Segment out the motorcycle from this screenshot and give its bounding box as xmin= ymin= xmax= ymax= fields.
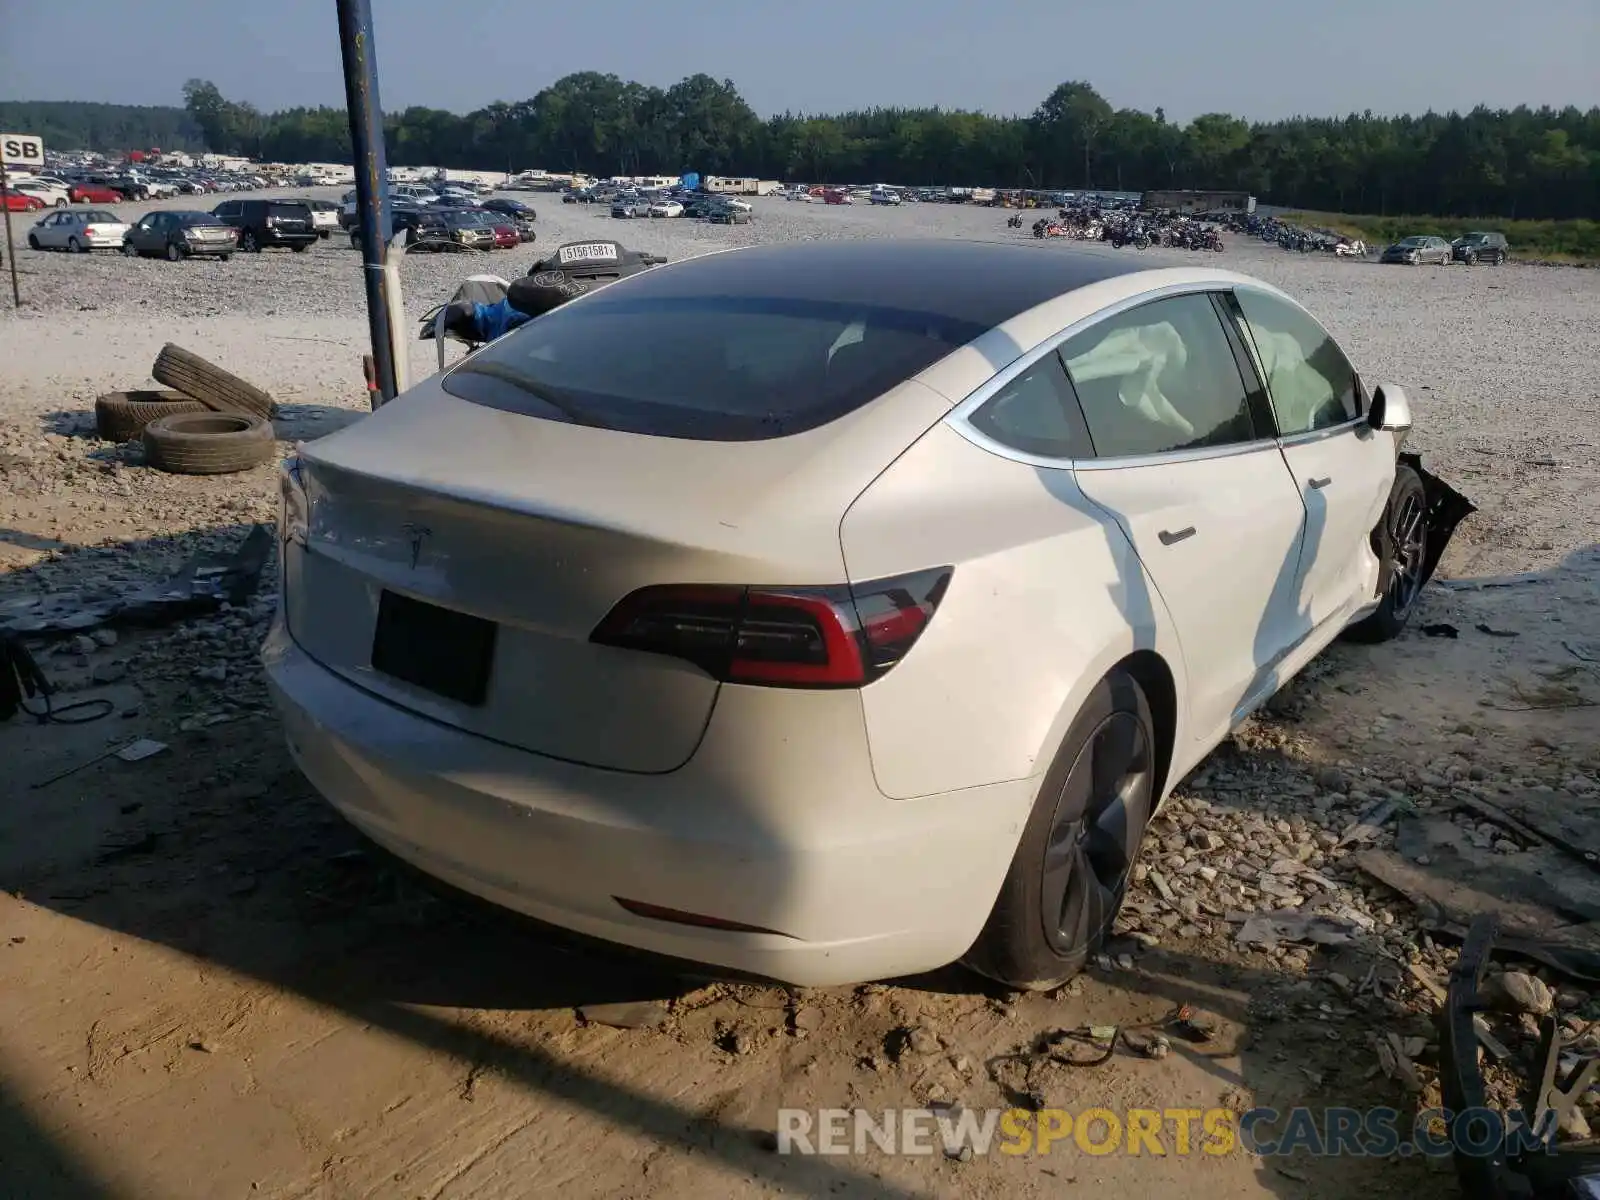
xmin=1006 ymin=214 xmax=1023 ymax=229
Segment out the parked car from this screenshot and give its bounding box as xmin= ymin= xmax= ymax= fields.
xmin=483 ymin=216 xmax=520 ymax=249
xmin=705 ymin=200 xmax=752 ymax=225
xmin=1451 ymin=231 xmax=1509 ymax=265
xmin=436 ymin=210 xmax=496 ymax=250
xmin=302 ymin=199 xmax=341 ymax=238
xmin=264 ymin=240 xmax=1467 ymax=990
xmin=211 ymin=198 xmax=317 ymax=252
xmin=611 ymin=193 xmax=648 ymax=219
xmin=480 ymin=198 xmax=538 ymax=240
xmin=68 ymin=182 xmax=124 ymax=204
xmin=349 ymin=204 xmax=447 ymax=250
xmin=0 ymin=188 xmax=47 ymax=213
xmin=1380 ymin=235 xmax=1452 ymax=265
xmin=13 ymin=180 xmax=70 ymax=207
xmin=648 ymin=199 xmax=684 ymax=218
xmin=122 ymin=210 xmax=237 ymax=260
xmin=27 ymin=208 xmax=128 ymax=252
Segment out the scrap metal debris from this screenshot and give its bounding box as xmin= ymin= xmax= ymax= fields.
xmin=1234 ymin=908 xmax=1363 ymax=950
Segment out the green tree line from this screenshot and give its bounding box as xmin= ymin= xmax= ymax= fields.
xmin=7 ymin=79 xmax=1598 ymax=220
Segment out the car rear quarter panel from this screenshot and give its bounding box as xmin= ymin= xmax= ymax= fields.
xmin=839 ymin=422 xmax=1190 ymax=801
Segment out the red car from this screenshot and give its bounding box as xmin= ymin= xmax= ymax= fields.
xmin=488 ymin=220 xmax=519 ymax=250
xmin=1 ymin=189 xmax=46 ymax=213
xmin=69 ymin=184 xmax=124 ymax=204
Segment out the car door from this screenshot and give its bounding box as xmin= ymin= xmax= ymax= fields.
xmin=35 ymin=212 xmax=63 ymax=248
xmin=1226 ymin=287 xmax=1394 ymax=634
xmin=135 ymin=213 xmax=163 ymax=251
xmin=1062 ymin=290 xmax=1312 ymax=750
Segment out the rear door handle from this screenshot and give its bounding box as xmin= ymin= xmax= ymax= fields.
xmin=1308 ymin=476 xmax=1333 ymax=490
xmin=1158 ymin=526 xmax=1196 ymax=546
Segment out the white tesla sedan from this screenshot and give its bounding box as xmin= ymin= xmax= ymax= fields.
xmin=265 ymin=240 xmax=1469 ymax=989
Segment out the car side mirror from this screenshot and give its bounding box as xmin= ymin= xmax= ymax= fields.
xmin=1368 ymin=383 xmax=1413 ymax=433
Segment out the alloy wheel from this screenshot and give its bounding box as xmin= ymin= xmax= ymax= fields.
xmin=1387 ymin=489 xmax=1428 ymax=618
xmin=1040 ymin=710 xmax=1153 ymax=956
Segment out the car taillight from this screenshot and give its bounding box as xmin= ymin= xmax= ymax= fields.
xmin=589 ymin=567 xmax=951 ymax=688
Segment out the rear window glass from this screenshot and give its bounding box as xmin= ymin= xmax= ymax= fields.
xmin=267 ymin=202 xmax=310 ymax=219
xmin=441 ymin=295 xmax=980 ymax=440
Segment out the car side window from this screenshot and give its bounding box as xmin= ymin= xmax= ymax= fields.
xmin=1233 ymin=289 xmax=1360 ymax=437
xmin=968 ymin=351 xmax=1091 ymax=458
xmin=1059 ymin=293 xmax=1256 ymax=458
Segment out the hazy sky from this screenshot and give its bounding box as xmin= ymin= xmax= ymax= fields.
xmin=2 ymin=0 xmax=1595 ymax=122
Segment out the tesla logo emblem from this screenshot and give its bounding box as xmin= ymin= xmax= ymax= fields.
xmin=402 ymin=523 xmax=430 ymax=569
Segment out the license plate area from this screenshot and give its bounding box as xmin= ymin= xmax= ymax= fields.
xmin=371 ymin=590 xmax=496 ymax=706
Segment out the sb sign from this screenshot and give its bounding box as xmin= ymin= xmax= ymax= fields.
xmin=1 ymin=134 xmax=46 ymax=169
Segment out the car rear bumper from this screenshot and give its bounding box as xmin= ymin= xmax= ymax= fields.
xmin=262 ymin=617 xmax=1034 ymax=987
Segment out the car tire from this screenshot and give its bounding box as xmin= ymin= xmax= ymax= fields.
xmin=1462 ymin=252 xmax=1476 ymax=266
xmin=68 ymin=237 xmax=83 ymax=254
xmin=1343 ymin=464 xmax=1429 ymax=644
xmin=963 ymin=668 xmax=1157 ymax=990
xmin=291 ymin=242 xmax=309 ymax=253
xmin=142 ymin=412 xmax=275 ymax=476
xmin=166 ymin=241 xmax=184 ymax=262
xmin=151 ymin=343 xmax=277 ymax=420
xmin=219 ymin=253 xmax=231 ymax=262
xmin=94 ymin=390 xmax=209 ymax=442
xmin=55 ymin=198 xmax=68 ymax=208
xmin=241 ymin=230 xmax=260 ymax=252
xmin=27 ymin=234 xmax=40 ymax=250
xmin=121 ymin=241 xmax=138 ymax=257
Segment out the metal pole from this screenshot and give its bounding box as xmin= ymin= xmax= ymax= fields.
xmin=1 ymin=159 xmax=20 ymax=309
xmin=335 ymin=0 xmax=398 ymax=402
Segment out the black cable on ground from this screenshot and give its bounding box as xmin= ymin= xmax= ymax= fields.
xmin=1 ymin=633 xmax=115 ymax=726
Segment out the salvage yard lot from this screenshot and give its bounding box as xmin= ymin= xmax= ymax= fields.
xmin=2 ymin=192 xmax=1598 ymax=1200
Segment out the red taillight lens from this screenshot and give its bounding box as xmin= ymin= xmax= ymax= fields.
xmin=589 ymin=568 xmax=952 ymax=689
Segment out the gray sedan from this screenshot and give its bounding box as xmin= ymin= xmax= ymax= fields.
xmin=1380 ymin=235 xmax=1452 ymax=265
xmin=27 ymin=209 xmax=129 ymax=252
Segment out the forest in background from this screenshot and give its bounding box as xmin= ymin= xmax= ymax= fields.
xmin=4 ymin=76 xmax=1597 ymax=226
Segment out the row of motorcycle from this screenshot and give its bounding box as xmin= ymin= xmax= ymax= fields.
xmin=1008 ymin=206 xmax=1224 ymax=251
xmin=1220 ymin=214 xmax=1367 ymax=257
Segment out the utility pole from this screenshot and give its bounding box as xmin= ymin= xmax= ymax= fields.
xmin=335 ymin=0 xmax=398 ymax=403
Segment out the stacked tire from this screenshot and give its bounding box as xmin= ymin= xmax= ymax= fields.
xmin=93 ymin=344 xmax=280 ymax=476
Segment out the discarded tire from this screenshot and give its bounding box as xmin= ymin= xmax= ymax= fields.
xmin=150 ymin=343 xmax=277 ymax=420
xmin=142 ymin=412 xmax=276 ymax=476
xmin=94 ymin=390 xmax=209 ymax=442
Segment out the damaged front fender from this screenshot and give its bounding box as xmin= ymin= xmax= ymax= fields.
xmin=1402 ymin=451 xmax=1477 ymax=589
xmin=1372 ymin=452 xmax=1477 ymax=601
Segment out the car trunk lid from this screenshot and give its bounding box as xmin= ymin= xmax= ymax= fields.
xmin=286 ymin=378 xmax=949 ymax=772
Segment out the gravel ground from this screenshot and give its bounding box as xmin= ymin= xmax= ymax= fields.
xmin=2 ymin=189 xmax=1598 ymax=1199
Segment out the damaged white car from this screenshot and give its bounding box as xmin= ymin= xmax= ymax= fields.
xmin=265 ymin=239 xmax=1471 ymax=990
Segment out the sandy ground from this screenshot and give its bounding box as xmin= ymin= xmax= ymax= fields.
xmin=1 ymin=193 xmax=1598 ymax=1200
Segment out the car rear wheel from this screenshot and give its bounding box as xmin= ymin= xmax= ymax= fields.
xmin=964 ymin=669 xmax=1156 ymax=990
xmin=1344 ymin=464 xmax=1428 ymax=644
xmin=121 ymin=241 xmax=138 ymax=257
xmin=241 ymin=230 xmax=260 ymax=252
xmin=166 ymin=241 xmax=184 ymax=262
